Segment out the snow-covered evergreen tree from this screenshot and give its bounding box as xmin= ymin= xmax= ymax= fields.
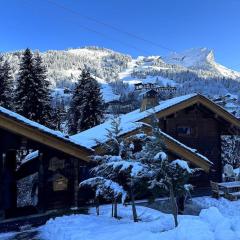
xmin=15 ymin=49 xmax=52 ymax=126
xmin=0 ymin=56 xmax=13 ymax=109
xmin=137 ymin=116 xmax=195 ymax=227
xmin=91 ymin=118 xmax=149 ymax=222
xmin=97 ymin=158 xmax=148 ymax=222
xmin=33 ymin=53 xmax=52 ymax=126
xmin=97 ymin=117 xmax=124 ymax=155
xmin=80 ymin=177 xmax=126 ymax=217
xmin=15 ymin=48 xmax=35 ymax=116
xmin=51 ymin=97 xmax=66 ymax=131
xmin=68 ymin=69 xmax=104 ymax=134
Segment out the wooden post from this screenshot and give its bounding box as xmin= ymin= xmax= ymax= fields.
xmin=3 ymin=150 xmax=17 ymax=219
xmin=169 ymin=183 xmax=178 ymax=227
xmin=130 ymin=180 xmax=138 ymax=222
xmin=73 ymin=159 xmax=79 ymax=209
xmin=113 ymin=199 xmax=118 ymax=218
xmin=0 ymin=153 xmax=5 ymax=220
xmin=37 ymin=152 xmax=45 ymax=213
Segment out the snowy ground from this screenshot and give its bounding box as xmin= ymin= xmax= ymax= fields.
xmin=41 ymin=197 xmax=240 ymax=240
xmin=2 ymin=197 xmax=240 ymax=240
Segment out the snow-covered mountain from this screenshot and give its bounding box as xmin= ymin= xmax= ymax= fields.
xmin=4 ymin=47 xmax=131 ymax=87
xmin=2 ymin=46 xmax=240 ymax=108
xmin=164 ymin=48 xmax=240 ymax=79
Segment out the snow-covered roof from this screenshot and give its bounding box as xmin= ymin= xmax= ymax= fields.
xmin=0 ymin=106 xmax=92 ymax=152
xmin=70 ymin=93 xmax=217 ymax=169
xmin=71 ymin=93 xmax=197 ymax=149
xmin=70 ymin=94 xmax=197 ymax=148
xmin=71 ymin=92 xmax=240 ymax=153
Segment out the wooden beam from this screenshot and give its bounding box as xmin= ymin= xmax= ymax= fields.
xmin=37 ymin=152 xmax=45 ymax=213
xmin=0 ymin=154 xmax=4 ymax=220
xmin=163 ymin=137 xmax=211 ymax=172
xmin=138 ymin=95 xmax=240 ymax=132
xmin=0 ymin=115 xmax=91 ymax=162
xmin=198 ymin=95 xmax=240 ymax=129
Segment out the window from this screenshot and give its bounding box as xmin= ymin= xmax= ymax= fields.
xmin=177 ymin=126 xmax=192 ymax=136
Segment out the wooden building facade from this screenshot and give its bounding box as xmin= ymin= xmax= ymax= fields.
xmin=73 ymin=93 xmax=240 ymax=188
xmin=0 ymin=108 xmax=92 ymax=220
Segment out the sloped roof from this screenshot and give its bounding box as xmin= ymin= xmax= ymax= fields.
xmin=0 ymin=107 xmax=92 ymax=161
xmin=71 ymin=93 xmax=240 ymax=171
xmin=71 ymin=93 xmax=240 ymax=149
xmin=71 ymin=94 xmax=197 ymax=148
xmin=70 ymin=94 xmax=212 ymax=170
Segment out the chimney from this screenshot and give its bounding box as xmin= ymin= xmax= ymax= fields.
xmin=140 ymin=89 xmax=159 ymax=111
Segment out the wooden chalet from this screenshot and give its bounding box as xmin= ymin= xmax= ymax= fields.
xmin=72 ymin=93 xmax=240 ymax=188
xmin=0 ymin=93 xmax=239 ymax=221
xmin=0 ymin=107 xmax=92 ymax=220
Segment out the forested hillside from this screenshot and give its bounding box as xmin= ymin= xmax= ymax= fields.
xmin=2 ymin=46 xmax=240 ymax=117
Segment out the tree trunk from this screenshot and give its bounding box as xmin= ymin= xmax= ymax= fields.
xmin=114 ymin=199 xmax=118 ymax=218
xmin=38 ymin=153 xmax=45 ymax=213
xmin=169 ymin=183 xmax=178 ymax=227
xmin=130 ymin=187 xmax=138 ymax=222
xmin=111 ymin=200 xmax=114 ymax=217
xmin=95 ymin=198 xmax=100 ymax=216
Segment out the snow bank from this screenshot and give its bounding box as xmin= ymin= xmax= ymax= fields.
xmin=193 ymin=196 xmax=240 ymax=217
xmin=199 ymin=207 xmax=226 ymax=231
xmin=175 ymin=219 xmax=214 ymax=240
xmin=40 ymin=201 xmax=240 ymax=240
xmin=41 ymin=206 xmax=174 ymax=240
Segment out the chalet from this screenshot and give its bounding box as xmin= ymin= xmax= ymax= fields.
xmin=0 ymin=93 xmax=239 ymax=221
xmin=105 ymin=100 xmax=135 ymax=114
xmin=71 ymin=93 xmax=240 ymax=187
xmin=0 ymin=107 xmax=92 ymax=220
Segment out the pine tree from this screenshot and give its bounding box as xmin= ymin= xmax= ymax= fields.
xmin=33 ymin=53 xmax=52 ymax=126
xmin=15 ymin=49 xmax=52 ymax=126
xmin=0 ymin=56 xmax=13 ymax=109
xmin=15 ymin=48 xmax=35 ymax=117
xmin=51 ymin=97 xmax=66 ymax=131
xmin=90 ymin=118 xmax=149 ymax=222
xmin=137 ymin=116 xmax=195 ymax=227
xmin=80 ymin=177 xmax=126 ymax=217
xmin=68 ymin=69 xmax=104 ymax=134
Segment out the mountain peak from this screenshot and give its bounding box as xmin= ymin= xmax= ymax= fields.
xmin=164 ymin=47 xmax=214 ymax=68
xmin=163 ymin=48 xmax=240 ymax=79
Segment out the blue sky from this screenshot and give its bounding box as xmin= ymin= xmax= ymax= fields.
xmin=1 ymin=0 xmax=240 ymax=70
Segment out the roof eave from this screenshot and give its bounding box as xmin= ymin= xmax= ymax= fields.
xmin=0 ymin=113 xmax=92 ymax=161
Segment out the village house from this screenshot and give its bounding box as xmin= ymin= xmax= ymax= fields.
xmin=0 ymin=107 xmax=92 ymax=220
xmin=0 ymin=93 xmax=239 ymax=221
xmin=71 ymin=92 xmax=240 ymax=187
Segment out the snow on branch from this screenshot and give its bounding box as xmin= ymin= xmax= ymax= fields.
xmin=106 ymin=160 xmax=148 ymax=178
xmin=80 ymin=177 xmax=127 ymax=203
xmin=170 ymin=159 xmax=193 ymax=173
